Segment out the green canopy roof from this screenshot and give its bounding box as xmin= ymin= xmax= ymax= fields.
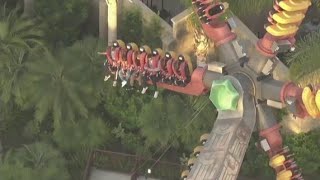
xmin=209 ymin=79 xmax=240 ymax=111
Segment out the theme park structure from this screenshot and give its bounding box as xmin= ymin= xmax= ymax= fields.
xmin=99 ymin=0 xmax=320 ymax=179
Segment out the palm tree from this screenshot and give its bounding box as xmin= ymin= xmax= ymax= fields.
xmin=0 ymin=142 xmax=70 ymax=180
xmin=0 ymin=48 xmax=37 ymax=105
xmin=53 ymin=115 xmax=111 ymax=152
xmin=287 ymin=30 xmax=320 ymax=86
xmin=23 ymin=37 xmax=105 ymax=128
xmin=0 ymin=4 xmax=44 ymax=53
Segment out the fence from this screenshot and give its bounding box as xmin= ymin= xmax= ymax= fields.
xmin=83 ymin=149 xmax=183 ymax=180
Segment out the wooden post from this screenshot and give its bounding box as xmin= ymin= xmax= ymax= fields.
xmin=106 ymin=0 xmax=118 ymax=45
xmin=99 ymin=0 xmax=107 ymax=40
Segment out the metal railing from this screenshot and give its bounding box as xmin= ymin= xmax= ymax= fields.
xmin=83 ymin=149 xmax=182 ymax=180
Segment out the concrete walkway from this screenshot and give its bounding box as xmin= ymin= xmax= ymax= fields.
xmin=89 ymin=168 xmax=158 ymax=180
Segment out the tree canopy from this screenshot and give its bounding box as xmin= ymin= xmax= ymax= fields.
xmin=53 ymin=115 xmax=112 ymax=152
xmin=0 ymin=142 xmax=70 ymax=180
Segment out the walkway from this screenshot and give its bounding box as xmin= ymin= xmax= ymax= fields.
xmin=89 ymin=168 xmax=158 ymax=180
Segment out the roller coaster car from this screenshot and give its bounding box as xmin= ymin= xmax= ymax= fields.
xmin=187 ymin=158 xmax=197 ymax=169
xmin=302 ymin=86 xmax=320 ymax=118
xmin=160 ymin=51 xmax=176 ymax=84
xmin=181 ymin=170 xmax=189 ymax=180
xmin=277 ymin=170 xmax=293 ymax=180
xmin=149 ymin=56 xmax=207 ymax=96
xmin=193 ymin=146 xmax=204 ymax=157
xmin=172 ymin=54 xmax=193 ymax=87
xmin=266 ymin=23 xmax=298 ymax=37
xmin=125 ymin=42 xmax=139 ymax=69
xmin=200 ymin=133 xmax=209 ymax=145
xmin=269 ymin=154 xmax=285 ymax=168
xmin=278 ymin=0 xmax=311 ymax=12
xmin=193 ymin=0 xmax=212 ymax=11
xmin=199 ymin=2 xmax=229 ymax=24
xmin=271 ymin=11 xmax=305 ymax=24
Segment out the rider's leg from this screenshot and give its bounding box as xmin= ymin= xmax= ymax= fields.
xmin=151 ymin=75 xmax=159 ymax=98
xmin=141 ymin=73 xmax=149 ymax=94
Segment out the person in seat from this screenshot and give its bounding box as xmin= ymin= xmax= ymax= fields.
xmin=172 ymin=54 xmax=193 ymax=87
xmin=142 ymin=48 xmax=163 ymax=98
xmin=129 ymin=45 xmax=151 ymax=91
xmin=98 ymin=40 xmax=125 ymax=86
xmin=160 ymin=51 xmax=176 ymax=85
xmin=119 ymin=43 xmax=138 ymax=88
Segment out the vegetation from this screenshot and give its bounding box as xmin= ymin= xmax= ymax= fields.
xmin=287 ymin=30 xmax=320 ymax=85
xmin=1 ymin=1 xmax=320 ymax=180
xmin=118 ymin=8 xmax=163 ymax=48
xmin=0 ymin=142 xmax=70 ymax=180
xmin=33 ymin=0 xmax=90 ymax=45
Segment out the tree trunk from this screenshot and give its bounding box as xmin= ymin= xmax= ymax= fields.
xmin=23 ymin=0 xmax=34 ymax=16
xmin=106 ymin=0 xmax=118 ymax=45
xmin=99 ymin=0 xmax=107 ymax=40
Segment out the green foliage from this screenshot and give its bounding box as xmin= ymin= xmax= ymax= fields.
xmin=240 ymin=134 xmax=274 ymax=178
xmin=119 ymin=8 xmax=163 ymax=48
xmin=53 ymin=115 xmax=112 ymax=152
xmin=0 ymin=142 xmax=70 ymax=180
xmin=0 ymin=5 xmax=44 ymax=53
xmin=111 ymin=123 xmax=149 ymax=155
xmin=138 ymin=94 xmax=193 ymax=147
xmin=0 ymin=103 xmax=34 ymax=148
xmin=103 ymin=86 xmax=151 ymax=130
xmin=178 ymin=96 xmax=217 ymax=151
xmin=34 ymin=0 xmax=89 ymax=45
xmin=66 ymin=148 xmax=92 ymax=180
xmin=118 ymin=8 xmax=143 ymax=43
xmin=284 ymin=131 xmax=320 ymax=175
xmin=288 ymin=31 xmax=320 ymax=81
xmin=23 ymin=37 xmax=105 ymax=127
xmin=227 ymin=0 xmax=272 ymax=19
xmin=0 ymin=48 xmax=40 ymax=105
xmin=142 ymin=16 xmax=163 ymax=48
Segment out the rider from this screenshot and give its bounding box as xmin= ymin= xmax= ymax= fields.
xmin=129 ymin=45 xmax=151 ymax=91
xmin=142 ymin=48 xmax=164 ymax=98
xmin=172 ymin=54 xmax=193 ymax=87
xmin=119 ymin=43 xmax=138 ymax=88
xmin=98 ymin=40 xmax=125 ymax=85
xmin=160 ymin=51 xmax=176 ymax=85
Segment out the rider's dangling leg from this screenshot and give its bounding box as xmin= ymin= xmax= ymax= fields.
xmin=122 ymin=69 xmax=133 ymax=88
xmin=112 ymin=66 xmax=120 ymax=87
xmin=119 ymin=68 xmax=127 ymax=87
xmin=150 ymin=73 xmax=159 ymax=98
xmin=104 ymin=62 xmax=112 ymax=81
xmin=141 ymin=71 xmax=149 ymax=94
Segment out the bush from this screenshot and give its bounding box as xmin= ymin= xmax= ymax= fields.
xmin=118 ymin=7 xmax=143 ymax=44
xmin=53 ymin=116 xmax=112 ymax=152
xmin=119 ymin=8 xmax=163 ymax=48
